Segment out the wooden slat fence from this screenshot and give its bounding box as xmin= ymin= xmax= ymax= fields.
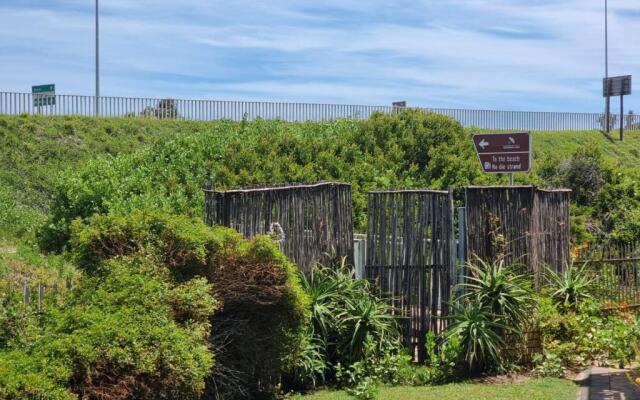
xmin=365 ymin=189 xmax=454 ymax=362
xmin=465 ymin=186 xmax=570 ymax=285
xmin=203 ymin=182 xmax=353 ymax=275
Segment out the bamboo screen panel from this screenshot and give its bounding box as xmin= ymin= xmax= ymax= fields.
xmin=365 ymin=190 xmax=454 ymax=362
xmin=204 ymin=182 xmax=353 ymax=275
xmin=465 ymin=186 xmax=570 ymax=284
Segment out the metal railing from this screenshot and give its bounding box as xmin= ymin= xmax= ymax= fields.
xmin=1 ymin=91 xmax=639 ymax=131
xmin=579 ymin=242 xmax=640 ymax=307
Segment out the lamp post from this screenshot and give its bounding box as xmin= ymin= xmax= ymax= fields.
xmin=95 ymin=0 xmax=100 ymax=116
xmin=605 ymin=0 xmax=610 ymax=132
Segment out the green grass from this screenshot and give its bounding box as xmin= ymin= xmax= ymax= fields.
xmin=291 ymin=378 xmax=577 ymax=400
xmin=0 ymin=114 xmax=231 ymax=211
xmin=2 ymin=114 xmax=637 ymax=214
xmin=532 ymin=129 xmax=640 ymax=170
xmin=1 ymin=113 xmax=639 ymax=243
xmin=0 ymin=114 xmax=242 ymax=240
xmin=2 ymin=114 xmax=637 ymax=212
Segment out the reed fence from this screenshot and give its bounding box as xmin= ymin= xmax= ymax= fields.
xmin=365 ymin=189 xmax=454 ymax=362
xmin=203 ymin=182 xmax=353 ymax=276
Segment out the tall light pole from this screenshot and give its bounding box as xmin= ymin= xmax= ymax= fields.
xmin=605 ymin=0 xmax=610 ymax=131
xmin=95 ymin=0 xmax=100 ymax=116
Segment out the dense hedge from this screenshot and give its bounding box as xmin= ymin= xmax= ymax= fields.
xmin=2 ymin=210 xmax=309 ymax=399
xmin=70 ymin=210 xmax=310 ymax=399
xmin=0 ymin=257 xmax=215 ymax=400
xmin=38 ymin=110 xmax=489 ymax=252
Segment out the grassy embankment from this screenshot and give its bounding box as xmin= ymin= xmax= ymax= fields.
xmin=1 ymin=114 xmax=638 ymax=283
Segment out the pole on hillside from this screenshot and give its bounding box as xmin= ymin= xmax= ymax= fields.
xmin=605 ymin=0 xmax=610 ymax=133
xmin=95 ymin=0 xmax=100 ymax=116
xmin=620 ymin=95 xmax=624 ymax=141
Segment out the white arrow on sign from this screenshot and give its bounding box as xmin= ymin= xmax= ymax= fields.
xmin=479 ymin=139 xmax=489 ymax=149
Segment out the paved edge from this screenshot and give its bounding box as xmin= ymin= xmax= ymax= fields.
xmin=576 ymin=366 xmax=591 ymax=400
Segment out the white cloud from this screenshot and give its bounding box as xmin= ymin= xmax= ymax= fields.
xmin=0 ymin=0 xmax=637 ymax=112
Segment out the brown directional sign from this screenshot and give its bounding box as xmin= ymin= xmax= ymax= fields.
xmin=472 ymin=132 xmax=531 ymax=173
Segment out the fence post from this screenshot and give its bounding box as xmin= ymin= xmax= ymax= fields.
xmin=456 ymin=207 xmax=467 ymax=300
xmin=38 ymin=283 xmax=43 ymax=311
xmin=448 ymin=187 xmax=456 ymax=316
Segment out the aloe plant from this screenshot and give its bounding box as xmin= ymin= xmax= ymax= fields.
xmin=445 ymin=302 xmax=507 ymax=370
xmin=461 ymin=258 xmax=534 ymax=328
xmin=547 ymin=262 xmax=594 ymax=310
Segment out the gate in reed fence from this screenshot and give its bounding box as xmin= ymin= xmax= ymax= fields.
xmin=365 ymin=189 xmax=455 ymax=362
xmin=203 ymin=182 xmax=353 ymax=276
xmin=465 ymin=186 xmax=571 ymax=285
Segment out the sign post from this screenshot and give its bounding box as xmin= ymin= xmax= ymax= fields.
xmin=603 ymin=75 xmax=631 ymax=140
xmin=32 ymin=84 xmax=56 ymax=113
xmin=472 ymin=132 xmax=532 ymax=184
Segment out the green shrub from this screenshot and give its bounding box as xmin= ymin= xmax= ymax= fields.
xmin=0 ymin=185 xmax=44 ymax=241
xmin=422 ymin=332 xmax=461 ymax=384
xmin=292 ymin=265 xmax=403 ymax=392
xmin=69 ymin=209 xmax=223 ymax=279
xmin=0 ymin=292 xmax=41 ymax=349
xmin=0 ymin=350 xmax=74 ymax=400
xmin=0 ymin=257 xmax=215 ymax=400
xmin=534 ymin=297 xmax=640 ymax=374
xmin=39 ymin=111 xmax=486 ymax=253
xmin=69 ymin=210 xmax=309 ymax=399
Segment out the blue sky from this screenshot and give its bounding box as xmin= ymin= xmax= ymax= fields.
xmin=0 ymin=0 xmax=638 ymax=112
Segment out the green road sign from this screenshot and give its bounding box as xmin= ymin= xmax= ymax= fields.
xmin=32 ymin=84 xmax=55 ymax=107
xmin=32 ymin=84 xmax=55 ymax=94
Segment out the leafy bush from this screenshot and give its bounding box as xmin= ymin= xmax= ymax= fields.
xmin=69 ymin=209 xmax=223 ymax=279
xmin=0 ymin=292 xmax=40 ymax=349
xmin=0 ymin=350 xmax=75 ymax=400
xmin=69 ymin=209 xmax=309 ymax=399
xmin=291 ymin=264 xmax=404 ymax=391
xmin=422 ymin=332 xmax=461 ymax=384
xmin=0 ymin=257 xmax=215 ymax=400
xmin=534 ymin=296 xmax=640 ymax=375
xmin=400 ymin=332 xmax=461 ymax=386
xmin=0 ymin=185 xmax=44 ymax=241
xmin=39 ymin=110 xmax=486 ymax=252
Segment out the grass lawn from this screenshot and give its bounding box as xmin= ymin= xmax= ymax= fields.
xmin=291 ymin=378 xmax=578 ymax=400
xmin=532 ymin=129 xmax=640 ymax=170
